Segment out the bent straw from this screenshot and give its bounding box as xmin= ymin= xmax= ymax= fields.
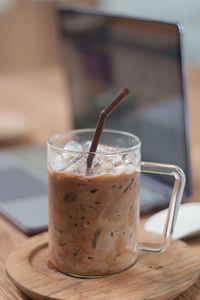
xmin=87 ymin=88 xmax=130 ymax=170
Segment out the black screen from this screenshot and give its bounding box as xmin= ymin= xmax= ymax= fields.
xmin=57 ymin=7 xmax=192 ymax=196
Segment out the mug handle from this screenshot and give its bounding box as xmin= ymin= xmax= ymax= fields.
xmin=138 ymin=161 xmax=186 ymax=253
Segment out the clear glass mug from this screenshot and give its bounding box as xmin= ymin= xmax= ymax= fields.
xmin=47 ymin=129 xmax=185 ymax=278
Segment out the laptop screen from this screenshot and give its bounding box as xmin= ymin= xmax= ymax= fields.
xmin=57 ymin=6 xmax=192 ymax=196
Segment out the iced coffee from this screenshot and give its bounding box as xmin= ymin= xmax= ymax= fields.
xmin=48 ymin=130 xmax=141 ymax=277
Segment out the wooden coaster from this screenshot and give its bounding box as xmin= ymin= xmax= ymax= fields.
xmin=6 ymin=232 xmax=200 ymax=300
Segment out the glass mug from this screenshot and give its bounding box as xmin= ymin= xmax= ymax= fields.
xmin=47 ymin=129 xmax=185 ymax=278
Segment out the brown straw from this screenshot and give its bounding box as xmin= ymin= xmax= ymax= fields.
xmin=87 ymin=88 xmax=130 ymax=170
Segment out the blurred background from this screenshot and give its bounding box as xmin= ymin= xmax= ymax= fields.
xmin=0 ymin=0 xmax=200 ymax=145
xmin=1 ymin=0 xmax=200 ymax=70
xmin=0 ymin=0 xmax=69 ymax=146
xmin=0 ymin=0 xmax=199 ymax=197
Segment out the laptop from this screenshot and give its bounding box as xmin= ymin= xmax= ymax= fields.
xmin=57 ymin=6 xmax=193 ymax=209
xmin=0 ymin=6 xmax=193 ymax=235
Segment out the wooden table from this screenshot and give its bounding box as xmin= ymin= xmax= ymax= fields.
xmin=0 ymin=65 xmax=200 ymax=299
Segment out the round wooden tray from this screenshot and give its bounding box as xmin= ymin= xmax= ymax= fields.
xmin=6 ymin=232 xmax=200 ymax=300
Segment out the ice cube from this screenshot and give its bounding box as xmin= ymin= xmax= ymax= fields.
xmin=64 ymin=140 xmax=83 ymax=151
xmin=61 ymin=155 xmax=80 ymax=172
xmin=76 ymin=156 xmax=88 ymax=175
xmin=111 ymin=153 xmax=122 ymax=165
xmin=83 ymin=142 xmax=121 ymax=153
xmin=65 ymin=155 xmax=86 ymax=175
xmin=91 ymin=156 xmax=113 ymax=175
xmin=96 ymin=144 xmax=116 ymax=152
xmin=122 ymin=153 xmax=135 ymax=164
xmin=112 ymin=158 xmax=126 ymax=174
xmin=63 ymin=141 xmax=82 ymax=161
xmin=82 ymin=140 xmax=92 ymax=151
xmin=121 ymin=152 xmax=140 ymax=172
xmin=49 ymin=150 xmax=68 ymax=171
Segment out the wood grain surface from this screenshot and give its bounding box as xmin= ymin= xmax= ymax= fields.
xmin=0 ymin=217 xmax=28 ymax=300
xmin=6 ymin=232 xmax=200 ymax=300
